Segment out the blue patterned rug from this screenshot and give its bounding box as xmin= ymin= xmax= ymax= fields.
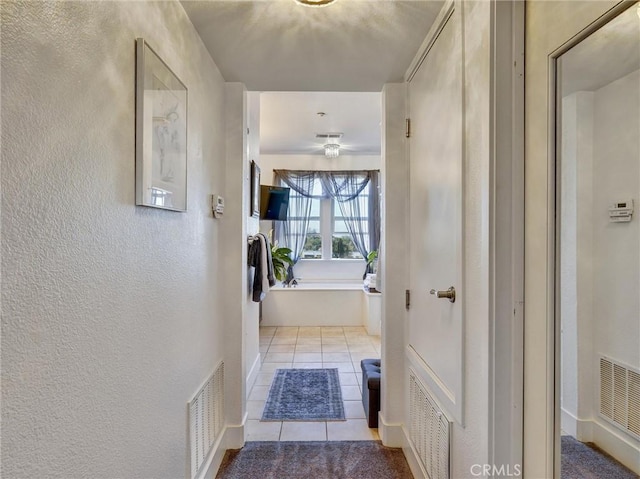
xmin=261 ymin=368 xmax=345 ymax=421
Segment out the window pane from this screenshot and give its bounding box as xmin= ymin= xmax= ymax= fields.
xmin=302 ymin=233 xmax=322 ymax=259
xmin=311 ymin=178 xmax=323 ymax=197
xmin=306 ymin=220 xmax=320 ymax=235
xmin=334 ymin=219 xmax=368 ymax=235
xmin=332 ymin=235 xmax=363 ymax=259
xmin=288 ymin=199 xmax=302 ymax=217
xmin=300 ymin=216 xmax=321 ymax=259
xmin=334 ymin=196 xmax=369 ymax=216
xmin=288 ymin=197 xmax=320 ymax=219
xmin=309 ymin=199 xmax=320 ymax=216
xmin=334 ymin=219 xmax=349 ymax=234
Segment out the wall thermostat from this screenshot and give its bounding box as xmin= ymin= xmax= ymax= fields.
xmin=609 ymin=199 xmax=633 ymax=223
xmin=212 ymin=195 xmax=224 ymax=218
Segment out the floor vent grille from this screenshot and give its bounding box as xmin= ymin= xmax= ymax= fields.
xmin=189 ymin=361 xmax=224 ymax=479
xmin=409 ymin=368 xmax=451 ymax=479
xmin=599 ymin=356 xmax=640 ymax=440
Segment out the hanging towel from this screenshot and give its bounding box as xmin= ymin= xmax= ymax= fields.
xmin=248 ymin=233 xmax=276 ymax=302
xmin=263 ymin=234 xmax=276 ymax=288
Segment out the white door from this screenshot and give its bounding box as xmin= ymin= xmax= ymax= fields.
xmin=407 ymin=7 xmax=464 ymax=423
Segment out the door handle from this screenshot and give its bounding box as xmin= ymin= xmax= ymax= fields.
xmin=429 ymin=286 xmax=456 ymax=303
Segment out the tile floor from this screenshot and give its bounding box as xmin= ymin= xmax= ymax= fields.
xmin=246 ymin=326 xmax=382 ymax=442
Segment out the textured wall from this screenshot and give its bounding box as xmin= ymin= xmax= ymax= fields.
xmin=1 ymin=1 xmax=226 ymax=477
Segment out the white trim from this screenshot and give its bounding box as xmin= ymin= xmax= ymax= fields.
xmin=246 ymin=353 xmax=261 ymax=400
xmin=560 ymin=408 xmax=579 ymax=439
xmin=377 ymin=413 xmax=404 ymax=447
xmin=402 ymin=426 xmax=428 ymax=479
xmin=194 ymin=427 xmax=227 ymax=479
xmin=404 ymin=0 xmax=455 ymax=83
xmin=488 ymin=0 xmax=525 ymax=472
xmin=223 ymin=414 xmax=247 ymax=450
xmin=406 ymin=345 xmax=458 ymax=418
xmin=592 ymin=420 xmax=640 ymax=475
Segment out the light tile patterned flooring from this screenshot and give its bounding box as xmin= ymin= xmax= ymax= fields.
xmin=247 ymin=326 xmax=382 ymax=442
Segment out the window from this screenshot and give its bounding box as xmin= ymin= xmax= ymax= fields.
xmin=332 ymin=183 xmax=369 ymax=259
xmin=301 ymin=198 xmax=321 ymax=259
xmin=289 ymin=179 xmax=369 ymax=260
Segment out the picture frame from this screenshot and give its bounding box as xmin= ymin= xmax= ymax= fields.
xmin=135 ymin=38 xmax=188 ymax=212
xmin=250 ymin=160 xmax=261 ymax=217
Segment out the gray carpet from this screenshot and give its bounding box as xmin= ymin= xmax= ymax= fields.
xmin=216 ymin=441 xmax=414 ymax=479
xmin=262 ymin=368 xmax=345 ymax=421
xmin=561 ymin=435 xmax=639 ymax=479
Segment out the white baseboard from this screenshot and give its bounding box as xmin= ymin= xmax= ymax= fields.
xmin=591 ymin=420 xmax=640 ymax=474
xmin=223 ymin=414 xmax=247 ymax=450
xmin=246 ymin=353 xmax=261 ymax=399
xmin=195 ymin=430 xmax=227 ymax=479
xmin=402 ymin=426 xmax=427 ymax=479
xmin=378 ymin=413 xmax=404 ymax=447
xmin=561 ymin=407 xmax=593 ymax=440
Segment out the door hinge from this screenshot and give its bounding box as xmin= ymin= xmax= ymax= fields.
xmin=405 ymin=289 xmax=411 ymax=310
xmin=405 ymin=118 xmax=411 ymax=138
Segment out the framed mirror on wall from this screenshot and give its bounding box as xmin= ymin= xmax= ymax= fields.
xmin=554 ymin=3 xmax=640 ymax=477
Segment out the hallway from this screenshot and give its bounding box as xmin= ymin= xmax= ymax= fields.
xmin=246 ymin=326 xmax=381 ymax=442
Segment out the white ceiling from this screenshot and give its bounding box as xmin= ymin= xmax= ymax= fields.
xmin=260 ymin=91 xmax=381 ymax=155
xmin=180 ymin=0 xmax=444 ymax=92
xmin=180 ymin=0 xmax=443 ymax=155
xmin=560 ymin=4 xmax=640 ymax=95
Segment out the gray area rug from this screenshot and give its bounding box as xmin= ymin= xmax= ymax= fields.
xmin=216 ymin=441 xmax=414 ymax=479
xmin=561 ymin=435 xmax=639 ymax=479
xmin=262 ymin=368 xmax=345 ymax=421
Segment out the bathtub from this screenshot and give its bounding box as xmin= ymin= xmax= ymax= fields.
xmin=261 ymin=280 xmax=375 ymax=328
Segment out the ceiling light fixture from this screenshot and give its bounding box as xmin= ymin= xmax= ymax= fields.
xmin=324 ymin=143 xmax=340 ymax=159
xmin=295 ymin=0 xmax=337 ymax=7
xmin=316 ymin=133 xmax=343 ymax=159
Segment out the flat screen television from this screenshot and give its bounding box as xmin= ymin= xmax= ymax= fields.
xmin=260 ymin=185 xmax=290 ymax=221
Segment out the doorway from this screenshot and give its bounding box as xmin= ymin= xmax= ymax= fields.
xmin=555 ymin=3 xmax=640 ymax=476
xmin=246 ymin=91 xmax=385 ymax=442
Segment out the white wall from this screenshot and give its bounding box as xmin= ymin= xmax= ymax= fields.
xmin=1 ymin=1 xmax=227 ymax=477
xmin=560 ymin=68 xmax=640 ymax=469
xmin=561 ymin=91 xmax=595 ymax=436
xmin=222 ymin=83 xmax=248 ymax=450
xmin=592 ymin=70 xmax=640 ymax=369
xmin=379 ymin=83 xmax=409 ymax=446
xmin=245 ymin=92 xmax=261 ymax=397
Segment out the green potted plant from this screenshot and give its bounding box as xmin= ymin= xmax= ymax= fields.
xmin=271 ymin=244 xmax=294 ymax=282
xmin=366 ymin=250 xmax=378 ymax=273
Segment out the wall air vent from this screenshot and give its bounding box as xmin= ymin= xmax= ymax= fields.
xmin=189 ymin=361 xmax=224 ymax=479
xmin=315 ymin=133 xmax=343 ymax=140
xmin=409 ymin=368 xmax=451 ymax=479
xmin=599 ymin=356 xmax=640 ymax=440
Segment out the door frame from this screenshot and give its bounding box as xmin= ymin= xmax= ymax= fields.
xmin=548 ymin=2 xmax=638 ymax=476
xmin=488 ymin=0 xmax=525 ymax=471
